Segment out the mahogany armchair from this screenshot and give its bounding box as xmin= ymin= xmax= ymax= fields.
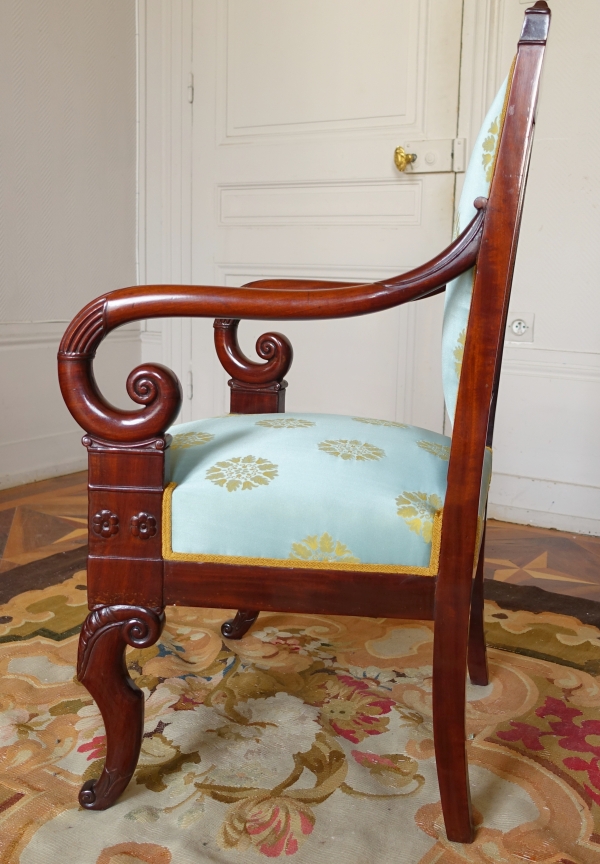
xmin=58 ymin=3 xmax=550 ymax=844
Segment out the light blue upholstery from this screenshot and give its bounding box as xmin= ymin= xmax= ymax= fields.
xmin=164 ymin=414 xmax=492 ymax=575
xmin=442 ymin=73 xmax=511 ymax=422
xmin=162 ymin=70 xmax=514 ymax=574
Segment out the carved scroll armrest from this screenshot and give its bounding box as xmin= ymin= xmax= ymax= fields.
xmin=58 ymin=199 xmax=486 ymax=442
xmin=58 ymin=303 xmax=183 ymax=445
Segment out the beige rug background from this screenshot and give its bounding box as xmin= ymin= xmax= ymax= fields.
xmin=1 ymin=570 xmax=600 ymax=862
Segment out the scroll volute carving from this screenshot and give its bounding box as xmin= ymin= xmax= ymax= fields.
xmin=213 ymin=319 xmax=293 ymax=386
xmin=58 ymin=296 xmax=182 ymax=445
xmin=214 ymin=319 xmax=294 ymax=413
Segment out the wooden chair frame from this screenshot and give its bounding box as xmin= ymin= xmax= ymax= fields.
xmin=58 ymin=3 xmax=550 ymax=843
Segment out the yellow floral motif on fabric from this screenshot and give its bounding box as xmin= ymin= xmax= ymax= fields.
xmin=416 ymin=441 xmax=450 ymax=461
xmin=352 ymin=417 xmax=407 ymax=429
xmin=454 ymin=328 xmax=466 ymax=379
xmin=289 ymin=533 xmax=361 ymax=564
xmin=482 ymin=116 xmax=500 ymax=182
xmin=206 ymin=455 xmax=278 ymax=492
xmin=318 ymin=440 xmax=385 ymax=461
xmin=256 ymin=418 xmax=315 ymax=428
xmin=395 ymin=492 xmax=443 ymax=543
xmin=171 ymin=430 xmax=215 ymax=449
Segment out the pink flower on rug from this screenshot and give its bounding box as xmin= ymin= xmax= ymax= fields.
xmin=496 ymin=720 xmax=545 ymax=751
xmin=78 ymin=734 xmax=106 ymax=761
xmin=497 ymin=695 xmax=600 ymax=805
xmin=537 ymin=696 xmax=600 ymax=758
xmin=351 ymin=749 xmax=423 ymax=789
xmin=563 ymin=756 xmax=600 ymax=806
xmin=219 ymin=794 xmax=315 ymax=857
xmin=304 ymin=673 xmax=394 ymax=744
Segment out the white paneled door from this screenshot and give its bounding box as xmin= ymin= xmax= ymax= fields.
xmin=190 ymin=0 xmax=464 ymax=430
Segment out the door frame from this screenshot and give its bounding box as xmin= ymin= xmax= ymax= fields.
xmin=137 ymin=0 xmax=509 ymax=423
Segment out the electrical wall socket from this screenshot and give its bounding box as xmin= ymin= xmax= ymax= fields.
xmin=506 ymin=312 xmax=534 ymax=343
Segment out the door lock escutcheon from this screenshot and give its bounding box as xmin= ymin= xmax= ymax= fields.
xmin=393 ymin=139 xmax=467 ymax=174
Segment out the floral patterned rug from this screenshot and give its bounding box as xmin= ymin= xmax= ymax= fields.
xmin=2 ymin=569 xmax=600 ymax=863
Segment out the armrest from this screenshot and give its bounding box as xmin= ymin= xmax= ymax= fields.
xmin=241 ymin=279 xmax=447 ymax=297
xmin=241 ymin=279 xmax=359 ymax=290
xmin=58 ymin=199 xmax=486 ymax=444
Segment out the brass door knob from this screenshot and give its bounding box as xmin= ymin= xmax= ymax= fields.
xmin=394 ymin=146 xmax=417 ymax=172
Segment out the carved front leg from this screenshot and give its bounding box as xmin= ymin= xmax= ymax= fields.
xmin=77 ymin=605 xmax=165 ymax=810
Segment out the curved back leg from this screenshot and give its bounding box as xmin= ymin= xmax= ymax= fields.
xmin=468 ymin=524 xmax=489 ymax=686
xmin=222 ymin=609 xmax=260 ymax=639
xmin=432 ymin=573 xmax=474 ymax=843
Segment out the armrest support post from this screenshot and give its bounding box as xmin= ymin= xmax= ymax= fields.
xmin=213 ymin=317 xmax=293 ymax=415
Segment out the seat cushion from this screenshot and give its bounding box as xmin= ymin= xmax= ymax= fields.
xmin=164 ymin=413 xmax=492 ymax=575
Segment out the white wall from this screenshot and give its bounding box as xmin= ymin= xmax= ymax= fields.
xmin=0 ymin=0 xmax=139 ymax=488
xmin=484 ymin=0 xmax=600 ymax=534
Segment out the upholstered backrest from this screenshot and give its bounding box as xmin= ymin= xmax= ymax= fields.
xmin=441 ymin=72 xmax=513 ymax=423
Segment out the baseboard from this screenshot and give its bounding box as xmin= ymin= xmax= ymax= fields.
xmin=0 ymin=320 xmax=141 ymax=490
xmin=0 ymin=451 xmax=87 ymax=490
xmin=488 ymin=471 xmax=600 ymax=536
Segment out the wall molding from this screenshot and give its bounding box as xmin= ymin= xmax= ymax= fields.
xmin=137 ymin=0 xmax=193 ymax=423
xmin=0 ymin=320 xmax=140 ymax=349
xmin=502 ymin=345 xmax=600 ymax=383
xmin=491 ymin=344 xmax=600 ymax=536
xmin=455 ymin=0 xmax=504 ymax=205
xmin=489 ymin=471 xmax=600 ymax=536
xmin=217 ymin=179 xmax=422 ymax=227
xmin=0 ymin=320 xmax=141 ymax=490
xmin=215 ymin=261 xmax=410 ymax=287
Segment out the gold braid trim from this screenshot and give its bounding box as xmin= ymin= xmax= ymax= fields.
xmin=162 ymin=482 xmax=441 ymax=577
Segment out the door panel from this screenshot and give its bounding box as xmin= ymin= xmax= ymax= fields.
xmin=222 ymin=0 xmax=420 ymax=136
xmin=191 ymin=0 xmax=463 ymax=431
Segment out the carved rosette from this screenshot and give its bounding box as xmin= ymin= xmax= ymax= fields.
xmin=130 ymin=512 xmax=157 ymax=539
xmin=92 ymin=510 xmax=119 ymax=538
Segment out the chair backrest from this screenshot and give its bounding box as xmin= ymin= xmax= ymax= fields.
xmin=442 ymin=73 xmax=512 ymax=423
xmin=440 ymin=1 xmax=550 ymax=580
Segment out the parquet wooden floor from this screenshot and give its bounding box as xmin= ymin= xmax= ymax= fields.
xmin=0 ymin=472 xmax=599 ymax=602
xmin=485 ymin=520 xmax=600 ymax=602
xmin=0 ymin=472 xmax=87 ymax=573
